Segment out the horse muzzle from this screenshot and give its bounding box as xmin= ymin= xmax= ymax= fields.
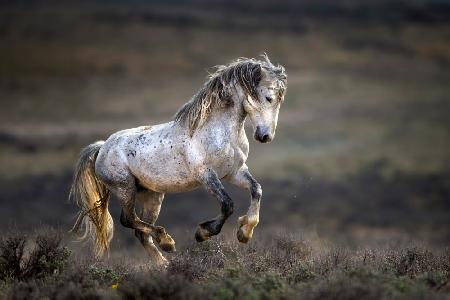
xmin=254 ymin=126 xmax=273 ymax=143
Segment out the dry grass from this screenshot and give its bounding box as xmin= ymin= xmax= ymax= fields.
xmin=1 ymin=230 xmax=449 ymax=299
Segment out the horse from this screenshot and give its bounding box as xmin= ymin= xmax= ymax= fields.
xmin=70 ymin=54 xmax=287 ymax=266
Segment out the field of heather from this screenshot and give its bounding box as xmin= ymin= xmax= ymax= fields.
xmin=1 ymin=1 xmax=449 ymax=299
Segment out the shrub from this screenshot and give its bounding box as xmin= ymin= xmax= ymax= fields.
xmin=0 ymin=231 xmax=70 ymax=281
xmin=205 ymin=267 xmax=289 ymax=300
xmin=118 ymin=273 xmax=202 ymax=300
xmin=22 ymin=233 xmax=71 ymax=279
xmin=7 ymin=276 xmax=115 ymax=300
xmin=0 ymin=234 xmax=26 ymax=281
xmin=1 ymin=230 xmax=450 ymax=300
xmin=89 ymin=266 xmax=120 ymax=285
xmin=168 ymin=239 xmax=231 ymax=280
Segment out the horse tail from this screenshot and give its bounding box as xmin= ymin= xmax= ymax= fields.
xmin=69 ymin=141 xmax=113 ymax=258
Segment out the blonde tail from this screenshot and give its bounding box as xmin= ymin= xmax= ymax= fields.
xmin=69 ymin=141 xmax=113 ymax=258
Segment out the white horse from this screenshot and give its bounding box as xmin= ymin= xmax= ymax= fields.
xmin=70 ymin=55 xmax=287 ymax=266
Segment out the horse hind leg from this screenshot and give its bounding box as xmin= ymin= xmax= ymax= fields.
xmin=134 ymin=190 xmax=170 ymax=266
xmin=104 ymin=172 xmax=175 ymax=253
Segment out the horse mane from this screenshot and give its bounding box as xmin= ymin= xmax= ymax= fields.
xmin=174 ymin=54 xmax=287 ymax=135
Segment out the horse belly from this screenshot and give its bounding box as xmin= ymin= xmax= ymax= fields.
xmin=140 ymin=169 xmax=200 ymax=193
xmin=130 ymin=151 xmax=199 ymax=193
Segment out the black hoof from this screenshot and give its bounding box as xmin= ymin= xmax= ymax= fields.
xmin=195 ymin=225 xmax=210 ymax=242
xmin=237 ymin=227 xmax=250 ymax=243
xmin=160 ymin=242 xmax=176 ymax=253
xmin=195 ymin=220 xmax=222 ymax=242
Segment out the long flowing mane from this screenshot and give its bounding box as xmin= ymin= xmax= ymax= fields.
xmin=174 ymin=55 xmax=287 ymax=135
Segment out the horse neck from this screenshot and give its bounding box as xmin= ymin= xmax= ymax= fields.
xmin=203 ymin=90 xmax=247 ymax=135
xmin=225 ymin=89 xmax=247 ymax=129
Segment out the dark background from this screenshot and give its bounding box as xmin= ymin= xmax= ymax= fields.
xmin=1 ymin=0 xmax=449 ymax=259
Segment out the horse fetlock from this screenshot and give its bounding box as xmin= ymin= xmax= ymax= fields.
xmin=238 ymin=215 xmax=259 ymax=227
xmin=248 ymin=217 xmax=259 ymax=228
xmin=154 ymin=225 xmax=167 ymax=235
xmin=238 ymin=215 xmax=248 ymax=226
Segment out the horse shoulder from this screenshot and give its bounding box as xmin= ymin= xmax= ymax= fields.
xmin=184 ymin=137 xmax=209 ymax=178
xmin=238 ymin=127 xmax=249 ymax=158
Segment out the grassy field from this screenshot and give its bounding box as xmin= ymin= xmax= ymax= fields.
xmin=1 ymin=230 xmax=450 ymax=299
xmin=1 ymin=1 xmax=450 ymax=298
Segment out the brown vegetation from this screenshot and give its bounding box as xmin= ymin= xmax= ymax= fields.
xmin=1 ymin=230 xmax=449 ymax=299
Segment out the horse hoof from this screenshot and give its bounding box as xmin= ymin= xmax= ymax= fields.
xmin=195 ymin=219 xmax=222 ymax=242
xmin=160 ymin=242 xmax=176 ymax=253
xmin=195 ymin=225 xmax=210 ymax=242
xmin=158 ymin=234 xmax=176 ymax=252
xmin=237 ymin=227 xmax=250 ymax=243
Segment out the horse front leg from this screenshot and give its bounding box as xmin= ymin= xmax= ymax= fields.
xmin=195 ymin=168 xmax=234 ymax=242
xmin=229 ymin=165 xmax=262 ymax=243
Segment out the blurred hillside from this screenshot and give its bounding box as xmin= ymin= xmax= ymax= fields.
xmin=0 ymin=0 xmax=449 ymax=253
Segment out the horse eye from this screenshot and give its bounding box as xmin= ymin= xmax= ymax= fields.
xmin=265 ymin=96 xmax=273 ymax=103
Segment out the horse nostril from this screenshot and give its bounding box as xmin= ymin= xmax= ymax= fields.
xmin=255 ymin=127 xmax=271 ymax=143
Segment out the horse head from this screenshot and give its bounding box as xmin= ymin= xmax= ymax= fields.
xmin=243 ymin=54 xmax=287 ymax=143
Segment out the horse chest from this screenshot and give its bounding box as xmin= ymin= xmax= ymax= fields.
xmin=205 ymin=139 xmax=247 ymax=178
